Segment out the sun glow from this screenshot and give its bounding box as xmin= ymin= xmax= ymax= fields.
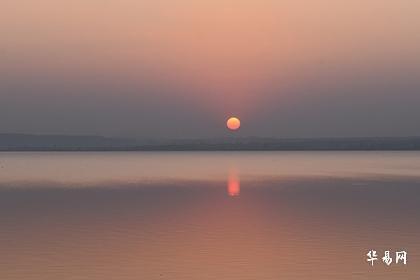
xmin=227 ymin=117 xmax=241 ymax=131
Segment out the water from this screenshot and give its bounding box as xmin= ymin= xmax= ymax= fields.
xmin=0 ymin=151 xmax=419 ymax=279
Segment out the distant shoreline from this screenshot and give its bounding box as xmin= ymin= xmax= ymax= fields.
xmin=2 ymin=148 xmax=420 ymax=151
xmin=1 ymin=134 xmax=420 ymax=151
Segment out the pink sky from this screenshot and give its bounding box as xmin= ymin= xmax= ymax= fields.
xmin=1 ymin=0 xmax=420 ymax=138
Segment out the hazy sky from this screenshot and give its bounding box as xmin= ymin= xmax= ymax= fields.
xmin=1 ymin=0 xmax=420 ymax=139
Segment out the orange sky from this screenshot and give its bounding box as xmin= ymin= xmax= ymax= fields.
xmin=1 ymin=0 xmax=420 ymax=137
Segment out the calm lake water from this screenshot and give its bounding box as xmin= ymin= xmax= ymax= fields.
xmin=0 ymin=151 xmax=419 ymax=279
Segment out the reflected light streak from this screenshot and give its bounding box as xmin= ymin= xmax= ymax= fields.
xmin=227 ymin=170 xmax=240 ymax=197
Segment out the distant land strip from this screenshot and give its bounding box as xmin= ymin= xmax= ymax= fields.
xmin=1 ymin=134 xmax=420 ymax=151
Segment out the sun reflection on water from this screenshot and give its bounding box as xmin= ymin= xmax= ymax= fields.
xmin=227 ymin=169 xmax=240 ymax=197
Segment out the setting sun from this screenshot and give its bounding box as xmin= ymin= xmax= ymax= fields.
xmin=227 ymin=117 xmax=241 ymax=131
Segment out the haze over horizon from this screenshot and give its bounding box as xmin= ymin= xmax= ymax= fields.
xmin=1 ymin=0 xmax=420 ymax=139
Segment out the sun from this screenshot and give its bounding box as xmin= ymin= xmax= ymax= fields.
xmin=226 ymin=117 xmax=241 ymax=131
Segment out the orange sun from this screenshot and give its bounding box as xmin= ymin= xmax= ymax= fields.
xmin=227 ymin=117 xmax=241 ymax=131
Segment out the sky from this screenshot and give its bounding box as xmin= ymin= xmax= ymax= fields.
xmin=1 ymin=0 xmax=420 ymax=139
